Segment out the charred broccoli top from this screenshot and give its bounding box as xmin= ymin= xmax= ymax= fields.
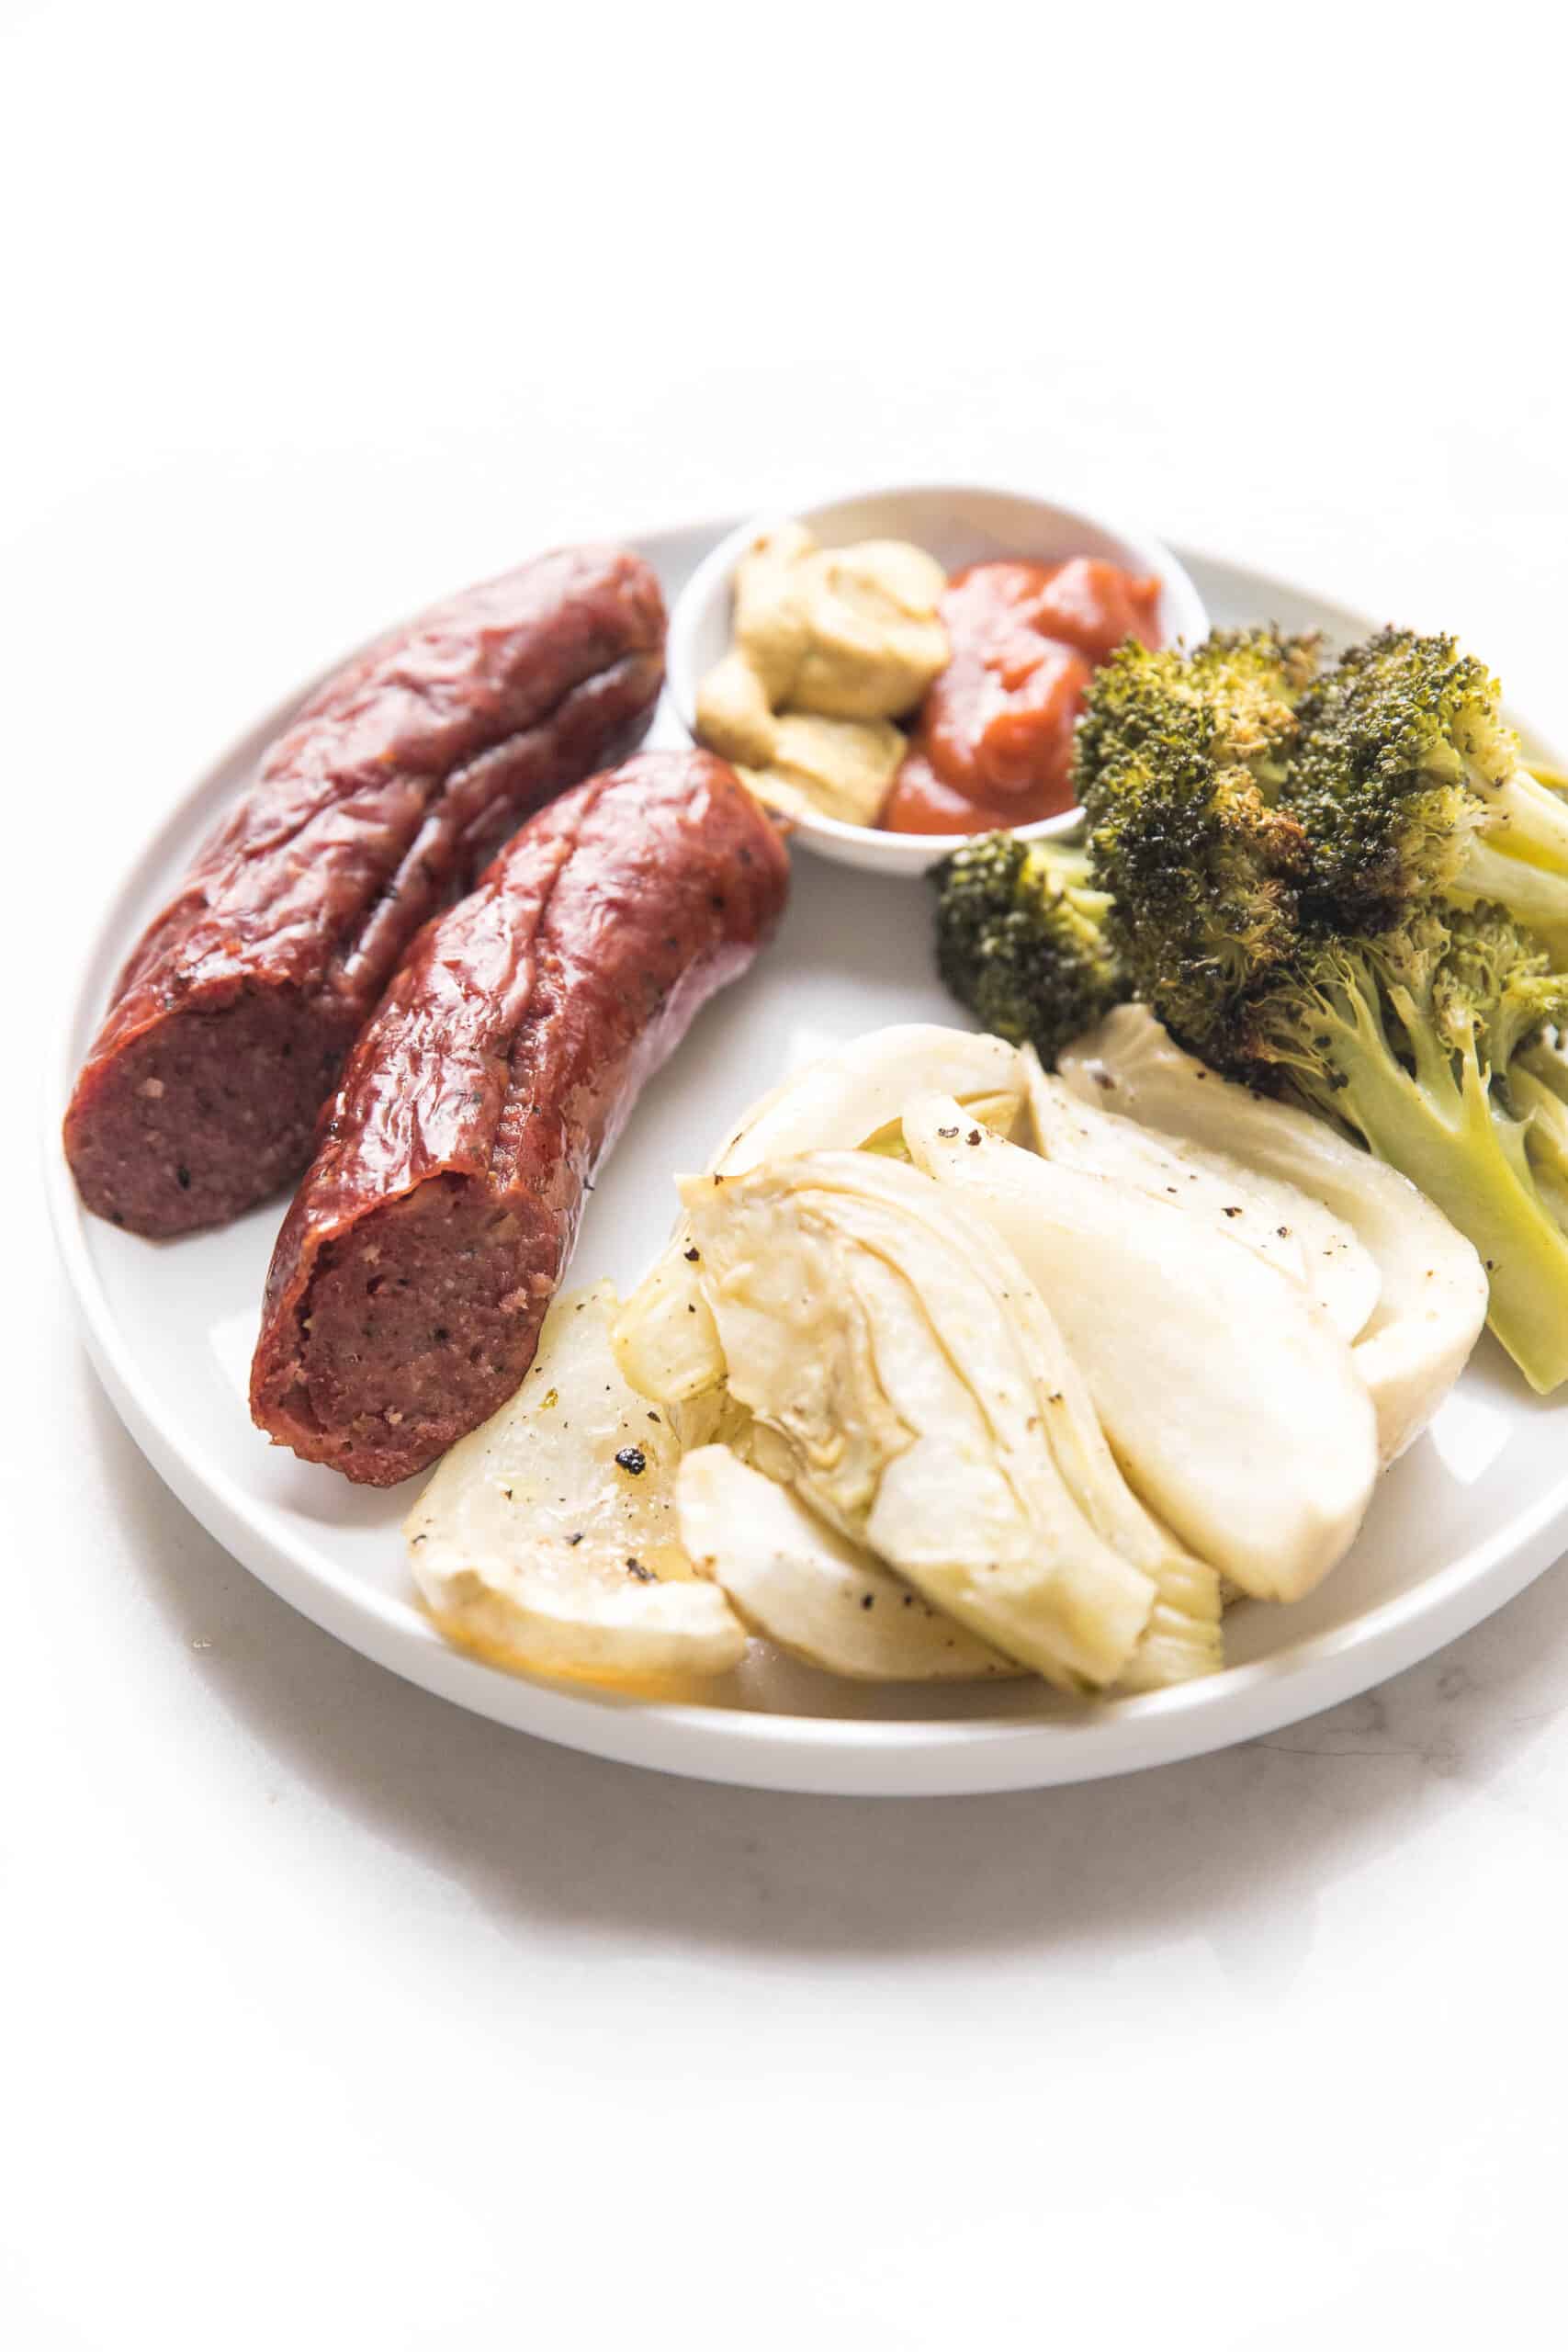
xmin=1287 ymin=628 xmax=1568 ymax=949
xmin=1072 ymin=629 xmax=1321 ymax=1049
xmin=1073 ymin=626 xmax=1321 ymax=794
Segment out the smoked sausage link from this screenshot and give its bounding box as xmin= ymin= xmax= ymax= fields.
xmin=249 ymin=750 xmax=790 ymax=1487
xmin=64 ymin=548 xmax=666 ymax=1237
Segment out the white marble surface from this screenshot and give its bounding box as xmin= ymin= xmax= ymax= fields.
xmin=5 ymin=5 xmax=1567 ymax=2344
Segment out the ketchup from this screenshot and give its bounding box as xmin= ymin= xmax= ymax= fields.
xmin=880 ymin=556 xmax=1162 ymax=835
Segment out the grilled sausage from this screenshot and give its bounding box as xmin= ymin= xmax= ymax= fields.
xmin=64 ymin=548 xmax=666 ymax=1238
xmin=249 ymin=750 xmax=790 ymax=1487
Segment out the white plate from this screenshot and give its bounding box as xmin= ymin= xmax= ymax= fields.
xmin=47 ymin=524 xmax=1568 ymax=1796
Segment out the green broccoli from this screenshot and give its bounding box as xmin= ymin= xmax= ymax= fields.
xmin=1222 ymin=910 xmax=1568 ymax=1391
xmin=1073 ymin=629 xmax=1321 ymax=1053
xmin=1074 ymin=625 xmax=1322 ymax=798
xmin=1286 ymin=628 xmax=1568 ymax=950
xmin=1074 ymin=629 xmax=1568 ymax=1394
xmin=931 ymin=833 xmax=1126 ymax=1063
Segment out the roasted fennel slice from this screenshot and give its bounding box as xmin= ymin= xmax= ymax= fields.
xmin=1058 ymin=1006 xmax=1487 ymax=1463
xmin=677 ymin=1445 xmax=1021 ymax=1682
xmin=903 ymin=1093 xmax=1379 ymax=1605
xmin=405 ymin=1283 xmax=746 ymax=1686
xmin=612 ymin=1024 xmax=1023 ymax=1408
xmin=680 ymin=1151 xmax=1208 ymax=1690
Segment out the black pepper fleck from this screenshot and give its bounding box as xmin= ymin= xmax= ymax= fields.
xmin=615 ymin=1446 xmax=648 ymax=1476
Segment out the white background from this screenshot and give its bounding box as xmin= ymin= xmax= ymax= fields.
xmin=5 ymin=5 xmax=1567 ymax=2345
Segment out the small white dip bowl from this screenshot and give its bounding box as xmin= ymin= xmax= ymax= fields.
xmin=667 ymin=481 xmax=1210 ymax=876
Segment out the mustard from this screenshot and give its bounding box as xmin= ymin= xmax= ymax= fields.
xmin=695 ymin=523 xmax=948 ymax=825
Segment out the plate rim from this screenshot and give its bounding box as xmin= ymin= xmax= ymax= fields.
xmin=46 ymin=527 xmax=1568 ymax=1796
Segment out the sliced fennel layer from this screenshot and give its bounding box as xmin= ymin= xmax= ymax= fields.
xmin=1058 ymin=1005 xmax=1488 ymax=1455
xmin=405 ymin=1283 xmax=746 ymax=1686
xmin=613 ymin=1023 xmax=1023 ymax=1408
xmin=1024 ymin=1048 xmax=1380 ymax=1344
xmin=679 ymin=1152 xmax=1157 ymax=1690
xmin=677 ymin=1445 xmax=1021 ymax=1681
xmin=902 ymin=1093 xmax=1379 ymax=1604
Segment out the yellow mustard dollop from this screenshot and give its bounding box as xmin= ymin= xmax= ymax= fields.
xmin=695 ymin=523 xmax=948 ymax=826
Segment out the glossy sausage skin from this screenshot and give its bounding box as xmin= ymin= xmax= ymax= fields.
xmin=64 ymin=548 xmax=667 ymax=1238
xmin=249 ymin=751 xmax=791 ymax=1487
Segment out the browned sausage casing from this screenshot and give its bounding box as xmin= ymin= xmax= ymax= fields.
xmin=64 ymin=548 xmax=667 ymax=1238
xmin=249 ymin=750 xmax=791 ymax=1487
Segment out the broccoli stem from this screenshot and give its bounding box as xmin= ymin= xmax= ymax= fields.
xmin=1472 ymin=765 xmax=1568 ymax=875
xmin=1303 ymin=989 xmax=1568 ymax=1394
xmin=1516 ymin=1035 xmax=1568 ymax=1107
xmin=1509 ymin=1062 xmax=1568 ymax=1188
xmin=1450 ymin=834 xmax=1568 ymax=959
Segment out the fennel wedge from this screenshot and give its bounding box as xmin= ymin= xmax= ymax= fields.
xmin=612 ymin=1025 xmax=1022 ymax=1408
xmin=677 ymin=1445 xmax=1020 ymax=1681
xmin=678 ymin=1154 xmax=1156 ymax=1689
xmin=902 ymin=1095 xmax=1379 ymax=1603
xmin=1057 ymin=1007 xmax=1488 ymax=1462
xmin=405 ymin=1283 xmax=746 ymax=1686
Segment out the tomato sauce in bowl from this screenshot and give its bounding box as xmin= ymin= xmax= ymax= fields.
xmin=881 ymin=556 xmax=1162 ymax=835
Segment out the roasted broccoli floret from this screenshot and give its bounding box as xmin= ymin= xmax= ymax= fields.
xmin=1073 ymin=631 xmax=1320 ymax=1051
xmin=929 ymin=622 xmax=1568 ymax=1389
xmin=1434 ymin=904 xmax=1568 ymax=1074
xmin=1075 ymin=625 xmax=1321 ymax=798
xmin=1072 ymin=628 xmax=1568 ymax=1394
xmin=1287 ymin=629 xmax=1568 ymax=948
xmin=1221 ymin=909 xmax=1568 ymax=1391
xmin=931 ymin=833 xmax=1125 ymax=1062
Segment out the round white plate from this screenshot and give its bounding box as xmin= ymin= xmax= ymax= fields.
xmin=47 ymin=525 xmax=1568 ymax=1796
